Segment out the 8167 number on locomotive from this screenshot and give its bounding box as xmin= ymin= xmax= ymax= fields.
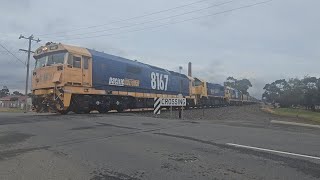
xmin=151 ymin=72 xmax=169 ymax=91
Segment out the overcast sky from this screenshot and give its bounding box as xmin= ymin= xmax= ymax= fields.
xmin=0 ymin=0 xmax=319 ymax=98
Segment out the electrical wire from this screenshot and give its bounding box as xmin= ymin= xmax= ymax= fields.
xmin=53 ymin=0 xmax=273 ymax=42
xmin=42 ymin=0 xmax=234 ymax=40
xmin=37 ymin=0 xmax=213 ymax=37
xmin=0 ymin=42 xmax=26 ymax=66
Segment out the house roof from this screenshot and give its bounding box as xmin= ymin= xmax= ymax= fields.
xmin=0 ymin=95 xmax=28 ymax=101
xmin=18 ymin=96 xmax=28 ymax=101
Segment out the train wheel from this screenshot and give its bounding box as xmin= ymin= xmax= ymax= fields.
xmin=34 ymin=105 xmax=44 ymax=113
xmin=57 ymin=110 xmax=69 ymax=115
xmin=84 ymin=110 xmax=91 ymax=114
xmin=74 ymin=109 xmax=83 ymax=114
xmin=98 ymin=109 xmax=108 ymax=113
xmin=74 ymin=109 xmax=90 ymax=114
xmin=98 ymin=106 xmax=108 ymax=114
xmin=70 ymin=95 xmax=91 ymax=114
xmin=116 ymin=106 xmax=124 ymax=113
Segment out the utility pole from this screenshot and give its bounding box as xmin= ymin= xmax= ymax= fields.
xmin=19 ymin=35 xmax=41 ymax=113
xmin=179 ymin=66 xmax=183 ymax=94
xmin=178 ymin=66 xmax=183 ymax=119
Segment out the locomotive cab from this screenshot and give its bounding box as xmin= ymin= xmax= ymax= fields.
xmin=192 ymin=78 xmax=227 ymax=106
xmin=33 ymin=43 xmax=92 ymax=88
xmin=32 ymin=43 xmax=94 ymax=113
xmin=224 ymin=86 xmax=242 ymax=105
xmin=192 ymin=78 xmax=207 ymax=98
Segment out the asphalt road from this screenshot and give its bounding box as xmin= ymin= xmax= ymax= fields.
xmin=0 ymin=105 xmax=319 ymax=180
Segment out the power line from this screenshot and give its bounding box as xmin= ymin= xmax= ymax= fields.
xmin=54 ymin=0 xmax=273 ymax=42
xmin=42 ymin=0 xmax=234 ymax=40
xmin=31 ymin=41 xmax=40 ymax=49
xmin=0 ymin=42 xmax=26 ymax=66
xmin=0 ymin=50 xmax=24 ymax=53
xmin=37 ymin=0 xmax=213 ymax=37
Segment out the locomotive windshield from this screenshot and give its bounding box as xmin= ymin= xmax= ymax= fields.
xmin=35 ymin=52 xmax=67 ymax=69
xmin=194 ymin=78 xmax=203 ymax=86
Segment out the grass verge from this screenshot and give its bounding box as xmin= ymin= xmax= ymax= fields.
xmin=264 ymin=107 xmax=320 ymax=123
xmin=0 ymin=108 xmax=25 ymax=113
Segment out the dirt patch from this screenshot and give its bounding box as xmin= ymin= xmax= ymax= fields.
xmin=90 ymin=169 xmax=142 ymax=180
xmin=0 ymin=132 xmax=34 ymax=145
xmin=141 ymin=122 xmax=158 ymax=126
xmin=181 ymin=121 xmax=200 ymax=124
xmin=70 ymin=126 xmax=97 ymax=130
xmin=226 ymin=168 xmax=245 ymax=175
xmin=49 ymin=149 xmax=68 ymax=157
xmin=0 ymin=146 xmax=50 ymax=161
xmin=160 ymin=162 xmax=179 ymax=171
xmin=70 ymin=122 xmax=141 ymax=131
xmin=96 ymin=122 xmax=140 ymax=130
xmin=261 ymin=107 xmax=275 ymax=114
xmin=167 ymin=152 xmax=199 ymax=163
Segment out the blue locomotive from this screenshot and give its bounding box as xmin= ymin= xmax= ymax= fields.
xmin=89 ymin=50 xmax=190 ymax=96
xmin=31 ymin=43 xmax=256 ymax=114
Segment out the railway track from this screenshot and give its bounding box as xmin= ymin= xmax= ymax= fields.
xmin=88 ymin=104 xmax=235 ymax=114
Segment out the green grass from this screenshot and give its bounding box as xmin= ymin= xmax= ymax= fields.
xmin=273 ymin=108 xmax=320 ymax=123
xmin=0 ymin=108 xmax=25 ymax=113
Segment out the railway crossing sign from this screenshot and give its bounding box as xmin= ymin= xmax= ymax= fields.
xmin=154 ymin=97 xmax=186 ymax=114
xmin=154 ymin=97 xmax=162 ymax=115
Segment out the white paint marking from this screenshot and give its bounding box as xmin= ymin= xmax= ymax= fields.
xmin=271 ymin=120 xmax=320 ymax=129
xmin=226 ymin=143 xmax=320 ymax=160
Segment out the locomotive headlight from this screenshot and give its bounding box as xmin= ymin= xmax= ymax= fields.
xmin=42 ymin=47 xmax=48 ymax=52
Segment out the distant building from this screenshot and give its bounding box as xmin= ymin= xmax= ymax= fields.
xmin=0 ymin=96 xmax=32 ymax=110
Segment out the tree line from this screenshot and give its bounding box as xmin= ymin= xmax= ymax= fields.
xmin=224 ymin=77 xmax=252 ymax=95
xmin=262 ymin=76 xmax=320 ymax=110
xmin=0 ymin=86 xmax=24 ymax=98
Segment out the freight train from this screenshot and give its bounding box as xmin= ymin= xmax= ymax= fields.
xmin=31 ymin=43 xmax=257 ymax=114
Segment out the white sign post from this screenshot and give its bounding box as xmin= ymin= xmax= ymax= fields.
xmin=154 ymin=97 xmax=186 ymax=116
xmin=161 ymin=98 xmax=186 ymax=107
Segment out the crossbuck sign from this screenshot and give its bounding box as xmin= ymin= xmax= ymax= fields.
xmin=154 ymin=97 xmax=186 ymax=114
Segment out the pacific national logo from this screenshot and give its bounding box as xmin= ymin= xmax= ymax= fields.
xmin=109 ymin=77 xmax=140 ymax=87
xmin=109 ymin=77 xmax=124 ymax=86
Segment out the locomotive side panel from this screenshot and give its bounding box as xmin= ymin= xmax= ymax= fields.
xmin=206 ymin=83 xmax=225 ymax=97
xmin=89 ymin=50 xmax=190 ymax=96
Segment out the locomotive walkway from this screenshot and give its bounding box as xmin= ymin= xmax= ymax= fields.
xmin=0 ymin=105 xmax=319 ymax=179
